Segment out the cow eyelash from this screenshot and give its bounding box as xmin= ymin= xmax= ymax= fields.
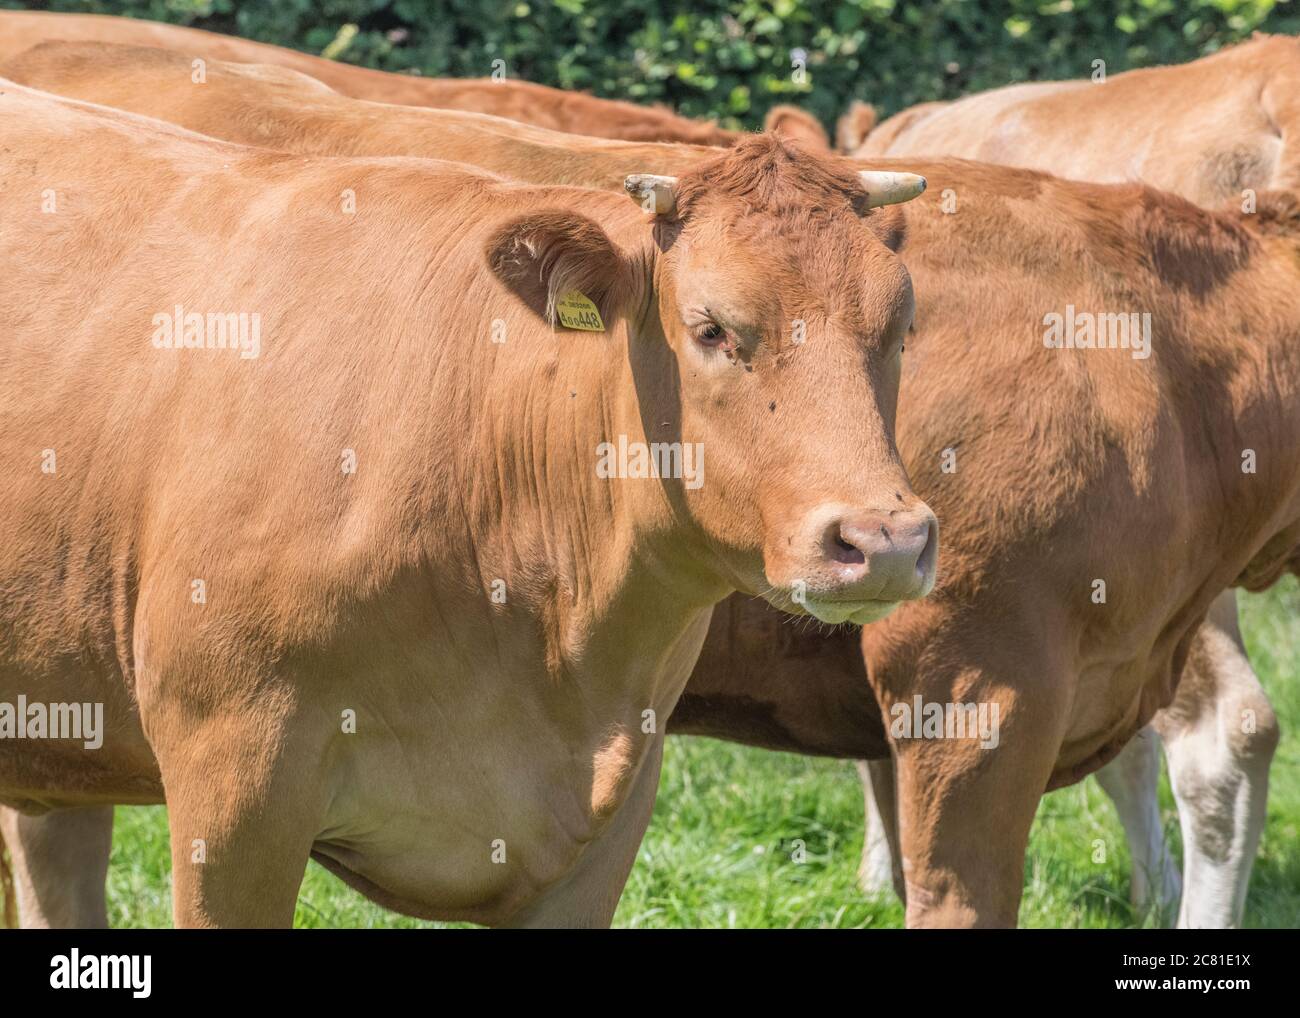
xmin=695 ymin=322 xmax=727 ymax=347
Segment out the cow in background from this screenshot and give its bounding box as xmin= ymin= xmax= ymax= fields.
xmin=835 ymin=34 xmax=1300 ymax=927
xmin=0 ymin=8 xmax=830 ymax=147
xmin=841 ymin=34 xmax=1300 ymax=205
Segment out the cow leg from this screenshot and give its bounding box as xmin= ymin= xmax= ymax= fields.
xmin=0 ymin=805 xmax=113 ymax=928
xmin=892 ymin=720 xmax=1057 ymax=929
xmin=1154 ymin=590 xmax=1279 ymax=929
xmin=502 ymin=739 xmax=664 ymax=928
xmin=163 ymin=763 xmax=318 ymax=928
xmin=868 ymin=612 xmax=1070 ymax=928
xmin=870 ymin=725 xmax=1185 ymax=921
xmin=1091 ymin=728 xmax=1181 ymax=921
xmin=147 ymin=704 xmax=325 ymax=928
xmin=857 ymin=758 xmax=905 ymax=902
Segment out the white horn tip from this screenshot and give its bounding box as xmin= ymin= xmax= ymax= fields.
xmin=624 ymin=173 xmax=678 ymax=216
xmin=858 ymin=170 xmax=928 ymax=208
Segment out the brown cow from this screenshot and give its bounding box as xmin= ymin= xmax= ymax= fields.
xmin=843 ymin=34 xmax=1300 ymax=207
xmin=0 ymin=40 xmax=839 ymax=196
xmin=0 ymin=11 xmax=832 ymax=150
xmin=0 ymin=79 xmax=932 ymax=927
xmin=852 ymin=166 xmax=1299 ymax=926
xmin=0 ymin=41 xmax=710 ymax=188
xmin=0 ymin=9 xmax=751 ymax=146
xmin=838 ymin=39 xmax=1300 ymax=927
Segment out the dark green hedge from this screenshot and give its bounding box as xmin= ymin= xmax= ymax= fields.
xmin=7 ymin=0 xmax=1300 ymax=130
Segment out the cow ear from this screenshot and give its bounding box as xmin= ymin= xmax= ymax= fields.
xmin=763 ymin=105 xmax=830 ymax=150
xmin=486 ymin=210 xmax=632 ymax=330
xmin=836 ymin=101 xmax=877 ymax=153
xmin=864 ymin=204 xmax=908 ymax=252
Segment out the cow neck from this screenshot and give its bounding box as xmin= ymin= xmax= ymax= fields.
xmin=444 ymin=236 xmax=729 ymax=690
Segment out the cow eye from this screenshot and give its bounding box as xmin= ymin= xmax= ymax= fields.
xmin=696 ymin=323 xmax=726 ymax=346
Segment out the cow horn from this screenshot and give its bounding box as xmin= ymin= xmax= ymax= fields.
xmin=858 ymin=170 xmax=927 ymax=208
xmin=624 ymin=174 xmax=678 ymax=215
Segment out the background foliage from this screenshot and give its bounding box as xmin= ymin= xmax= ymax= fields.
xmin=8 ymin=0 xmax=1300 ymax=131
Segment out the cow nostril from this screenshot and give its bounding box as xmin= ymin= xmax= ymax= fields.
xmin=829 ymin=532 xmax=866 ymax=565
xmin=811 ymin=509 xmax=936 ymax=597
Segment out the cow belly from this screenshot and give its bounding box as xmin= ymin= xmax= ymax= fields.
xmin=290 ymin=610 xmax=709 ymax=923
xmin=307 ymin=741 xmax=648 ymax=925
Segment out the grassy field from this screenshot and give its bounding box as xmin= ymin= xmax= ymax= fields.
xmin=103 ymin=577 xmax=1298 ymax=928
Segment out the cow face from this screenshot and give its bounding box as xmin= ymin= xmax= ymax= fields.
xmin=636 ymin=138 xmax=937 ymax=624
xmin=485 ymin=136 xmax=936 ymax=625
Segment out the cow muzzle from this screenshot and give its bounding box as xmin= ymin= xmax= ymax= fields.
xmin=766 ymin=502 xmax=939 ymax=624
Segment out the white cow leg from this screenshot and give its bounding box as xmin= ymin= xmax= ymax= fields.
xmin=1155 ymin=590 xmax=1279 ymax=929
xmin=1092 ymin=729 xmax=1181 ymax=922
xmin=0 ymin=804 xmax=113 ymax=928
xmin=857 ymin=758 xmax=905 ymax=903
xmin=503 ymin=739 xmax=665 ymax=928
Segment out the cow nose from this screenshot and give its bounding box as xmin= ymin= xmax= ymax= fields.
xmin=820 ymin=509 xmax=938 ymax=598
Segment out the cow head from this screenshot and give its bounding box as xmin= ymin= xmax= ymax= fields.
xmin=487 ymin=136 xmax=937 ymax=625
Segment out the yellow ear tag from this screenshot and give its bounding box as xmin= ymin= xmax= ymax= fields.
xmin=556 ymin=291 xmax=605 ymax=332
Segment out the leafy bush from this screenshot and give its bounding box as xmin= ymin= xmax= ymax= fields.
xmin=9 ymin=0 xmax=1300 ymax=131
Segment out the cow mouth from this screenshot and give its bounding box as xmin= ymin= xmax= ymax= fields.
xmin=800 ymin=598 xmax=901 ymax=626
xmin=759 ymin=593 xmax=901 ymax=626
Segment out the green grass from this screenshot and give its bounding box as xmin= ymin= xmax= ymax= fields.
xmin=103 ymin=577 xmax=1299 ymax=928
